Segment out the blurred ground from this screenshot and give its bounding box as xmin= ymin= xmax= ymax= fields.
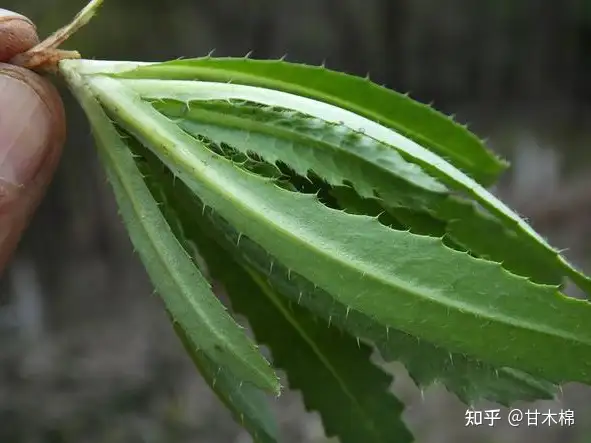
xmin=1 ymin=1 xmax=591 ymax=442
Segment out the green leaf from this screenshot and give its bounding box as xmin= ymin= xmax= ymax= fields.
xmin=59 ymin=63 xmax=280 ymax=396
xmin=149 ymin=98 xmax=563 ymax=285
xmin=142 ymin=155 xmax=411 ymax=443
xmin=117 ymin=57 xmax=508 ymax=186
xmin=155 ymin=163 xmax=556 ymax=406
xmin=82 ymin=74 xmax=591 ymax=385
xmin=150 ymin=99 xmax=447 ymax=197
xmin=114 ymin=64 xmax=591 ymax=293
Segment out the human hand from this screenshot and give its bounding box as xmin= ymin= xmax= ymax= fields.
xmin=0 ymin=63 xmax=66 ymax=273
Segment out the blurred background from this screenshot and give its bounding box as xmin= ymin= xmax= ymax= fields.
xmin=1 ymin=0 xmax=591 ymax=442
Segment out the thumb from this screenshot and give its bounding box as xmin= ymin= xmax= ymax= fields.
xmin=0 ymin=64 xmax=65 ymax=273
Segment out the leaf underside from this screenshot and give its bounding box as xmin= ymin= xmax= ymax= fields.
xmin=116 ymin=63 xmax=591 ymax=294
xmin=83 ymin=72 xmax=591 ymax=387
xmin=141 ymin=147 xmax=557 ymax=407
xmin=149 ymin=98 xmax=566 ymax=287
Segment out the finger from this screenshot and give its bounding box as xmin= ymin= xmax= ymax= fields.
xmin=0 ymin=8 xmax=40 ymax=62
xmin=0 ymin=63 xmax=65 ymax=273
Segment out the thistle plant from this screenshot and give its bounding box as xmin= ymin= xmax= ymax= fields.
xmin=4 ymin=1 xmax=591 ymax=441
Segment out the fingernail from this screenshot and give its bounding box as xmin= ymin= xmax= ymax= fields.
xmin=0 ymin=72 xmax=52 ymax=186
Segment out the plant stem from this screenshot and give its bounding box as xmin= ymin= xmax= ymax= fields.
xmin=11 ymin=0 xmax=104 ymax=72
